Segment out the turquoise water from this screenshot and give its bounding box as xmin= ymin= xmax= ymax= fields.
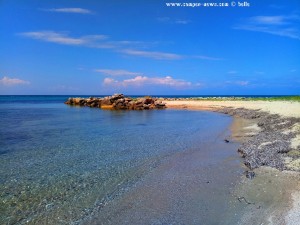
xmin=0 ymin=96 xmax=239 ymax=224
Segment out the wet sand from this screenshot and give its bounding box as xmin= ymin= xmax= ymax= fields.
xmin=234 ymin=166 xmax=300 ymax=225
xmin=84 ymin=132 xmax=245 ymax=225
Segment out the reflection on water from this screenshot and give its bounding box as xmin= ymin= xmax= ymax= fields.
xmin=0 ymin=96 xmax=239 ymax=224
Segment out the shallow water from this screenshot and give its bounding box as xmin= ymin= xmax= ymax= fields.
xmin=0 ymin=96 xmax=243 ymax=224
xmin=86 ymin=139 xmax=244 ymax=225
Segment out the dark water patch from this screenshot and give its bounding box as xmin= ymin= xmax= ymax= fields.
xmin=136 ymin=123 xmax=147 ymax=125
xmin=0 ymin=131 xmax=33 ymax=152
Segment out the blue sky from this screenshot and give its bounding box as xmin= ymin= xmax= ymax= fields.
xmin=0 ymin=0 xmax=299 ymax=95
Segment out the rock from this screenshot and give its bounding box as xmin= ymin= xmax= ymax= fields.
xmin=149 ymin=104 xmax=155 ymax=109
xmin=111 ymin=93 xmax=124 ymax=101
xmin=101 ymin=97 xmax=113 ymax=105
xmin=154 ymin=101 xmax=166 ymax=109
xmin=101 ymin=105 xmax=114 ymax=110
xmin=144 ymin=98 xmax=154 ymax=104
xmin=128 ymin=101 xmax=135 ymax=110
xmin=74 ymin=98 xmax=85 ymax=105
xmin=65 ymin=94 xmax=167 ymax=111
xmin=64 ymin=98 xmax=73 ymax=105
xmin=64 ymin=97 xmax=87 ymax=106
xmin=245 ymin=171 xmax=255 ymax=179
xmin=143 ymin=104 xmax=150 ymax=110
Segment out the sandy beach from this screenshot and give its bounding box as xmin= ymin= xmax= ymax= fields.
xmin=166 ymin=100 xmax=300 ymax=157
xmin=165 ymin=99 xmax=300 ymax=224
xmin=165 ymin=99 xmax=300 ymax=118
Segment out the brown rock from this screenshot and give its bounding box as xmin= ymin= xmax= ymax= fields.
xmin=144 ymin=98 xmax=154 ymax=104
xmin=102 ymin=97 xmax=112 ymax=105
xmin=101 ymin=105 xmax=114 ymax=110
xmin=65 ymin=94 xmax=166 ymax=110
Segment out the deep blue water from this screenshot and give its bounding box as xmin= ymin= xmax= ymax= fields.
xmin=0 ymin=95 xmax=238 ymax=224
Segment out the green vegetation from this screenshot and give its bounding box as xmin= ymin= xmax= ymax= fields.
xmin=245 ymin=96 xmax=300 ymax=101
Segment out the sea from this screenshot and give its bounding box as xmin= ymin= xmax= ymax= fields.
xmin=1 ymin=95 xmax=247 ymax=224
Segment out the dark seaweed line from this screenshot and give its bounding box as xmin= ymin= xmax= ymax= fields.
xmin=213 ymin=107 xmax=300 ymax=171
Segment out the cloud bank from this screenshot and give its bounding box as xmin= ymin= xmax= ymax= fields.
xmin=43 ymin=8 xmax=93 ymax=14
xmin=95 ymin=69 xmax=142 ymax=76
xmin=19 ymin=30 xmax=221 ymax=61
xmin=120 ymin=49 xmax=183 ymax=60
xmin=226 ymin=80 xmax=249 ymax=86
xmin=0 ymin=76 xmax=30 ymax=86
xmin=19 ymin=31 xmax=108 ymax=46
xmin=234 ymin=14 xmax=300 ymax=40
xmin=103 ymin=75 xmax=192 ymax=88
xmin=157 ymin=17 xmax=191 ymax=25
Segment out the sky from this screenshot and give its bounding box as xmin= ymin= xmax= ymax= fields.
xmin=0 ymin=0 xmax=299 ymax=95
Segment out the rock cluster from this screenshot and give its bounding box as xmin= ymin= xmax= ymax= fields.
xmin=64 ymin=94 xmax=166 ymax=110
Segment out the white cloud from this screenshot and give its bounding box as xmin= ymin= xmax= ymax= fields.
xmin=234 ymin=14 xmax=300 ymax=40
xmin=175 ymin=19 xmax=191 ymax=24
xmin=19 ymin=31 xmax=108 ymax=46
xmin=0 ymin=76 xmax=30 ymax=86
xmin=103 ymin=78 xmax=118 ymax=85
xmin=19 ymin=31 xmax=184 ymax=60
xmin=236 ymin=26 xmax=300 ymax=39
xmin=110 ymin=40 xmax=149 ymax=47
xmin=20 ymin=31 xmax=85 ymax=45
xmin=251 ymin=16 xmax=287 ymax=25
xmin=19 ymin=31 xmax=222 ymax=61
xmin=103 ymin=75 xmax=192 ymax=88
xmin=157 ymin=17 xmax=191 ymax=25
xmin=19 ymin=31 xmax=152 ymax=50
xmin=95 ymin=69 xmax=142 ymax=76
xmin=226 ymin=80 xmax=249 ymax=86
xmin=101 ymin=70 xmax=201 ymax=89
xmin=121 ymin=49 xmax=183 ymax=60
xmin=121 ymin=50 xmax=221 ymax=61
xmin=227 ymin=70 xmax=238 ymax=74
xmin=44 ymin=8 xmax=93 ymax=14
xmin=53 ymin=85 xmax=79 ymax=91
xmin=194 ymin=55 xmax=222 ymax=61
xmin=236 ymin=81 xmax=249 ymax=86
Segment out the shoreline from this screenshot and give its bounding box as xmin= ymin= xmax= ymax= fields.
xmin=63 ymin=95 xmax=300 ymax=223
xmin=165 ymin=99 xmax=300 ymax=224
xmin=83 ymin=111 xmax=244 ymax=225
xmin=165 ymin=99 xmax=300 ymax=171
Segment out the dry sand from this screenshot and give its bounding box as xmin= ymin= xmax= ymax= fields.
xmin=165 ymin=100 xmax=300 ymax=118
xmin=165 ymin=99 xmax=300 ymax=225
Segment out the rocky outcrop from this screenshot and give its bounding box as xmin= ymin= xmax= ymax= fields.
xmin=65 ymin=94 xmax=166 ymax=110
